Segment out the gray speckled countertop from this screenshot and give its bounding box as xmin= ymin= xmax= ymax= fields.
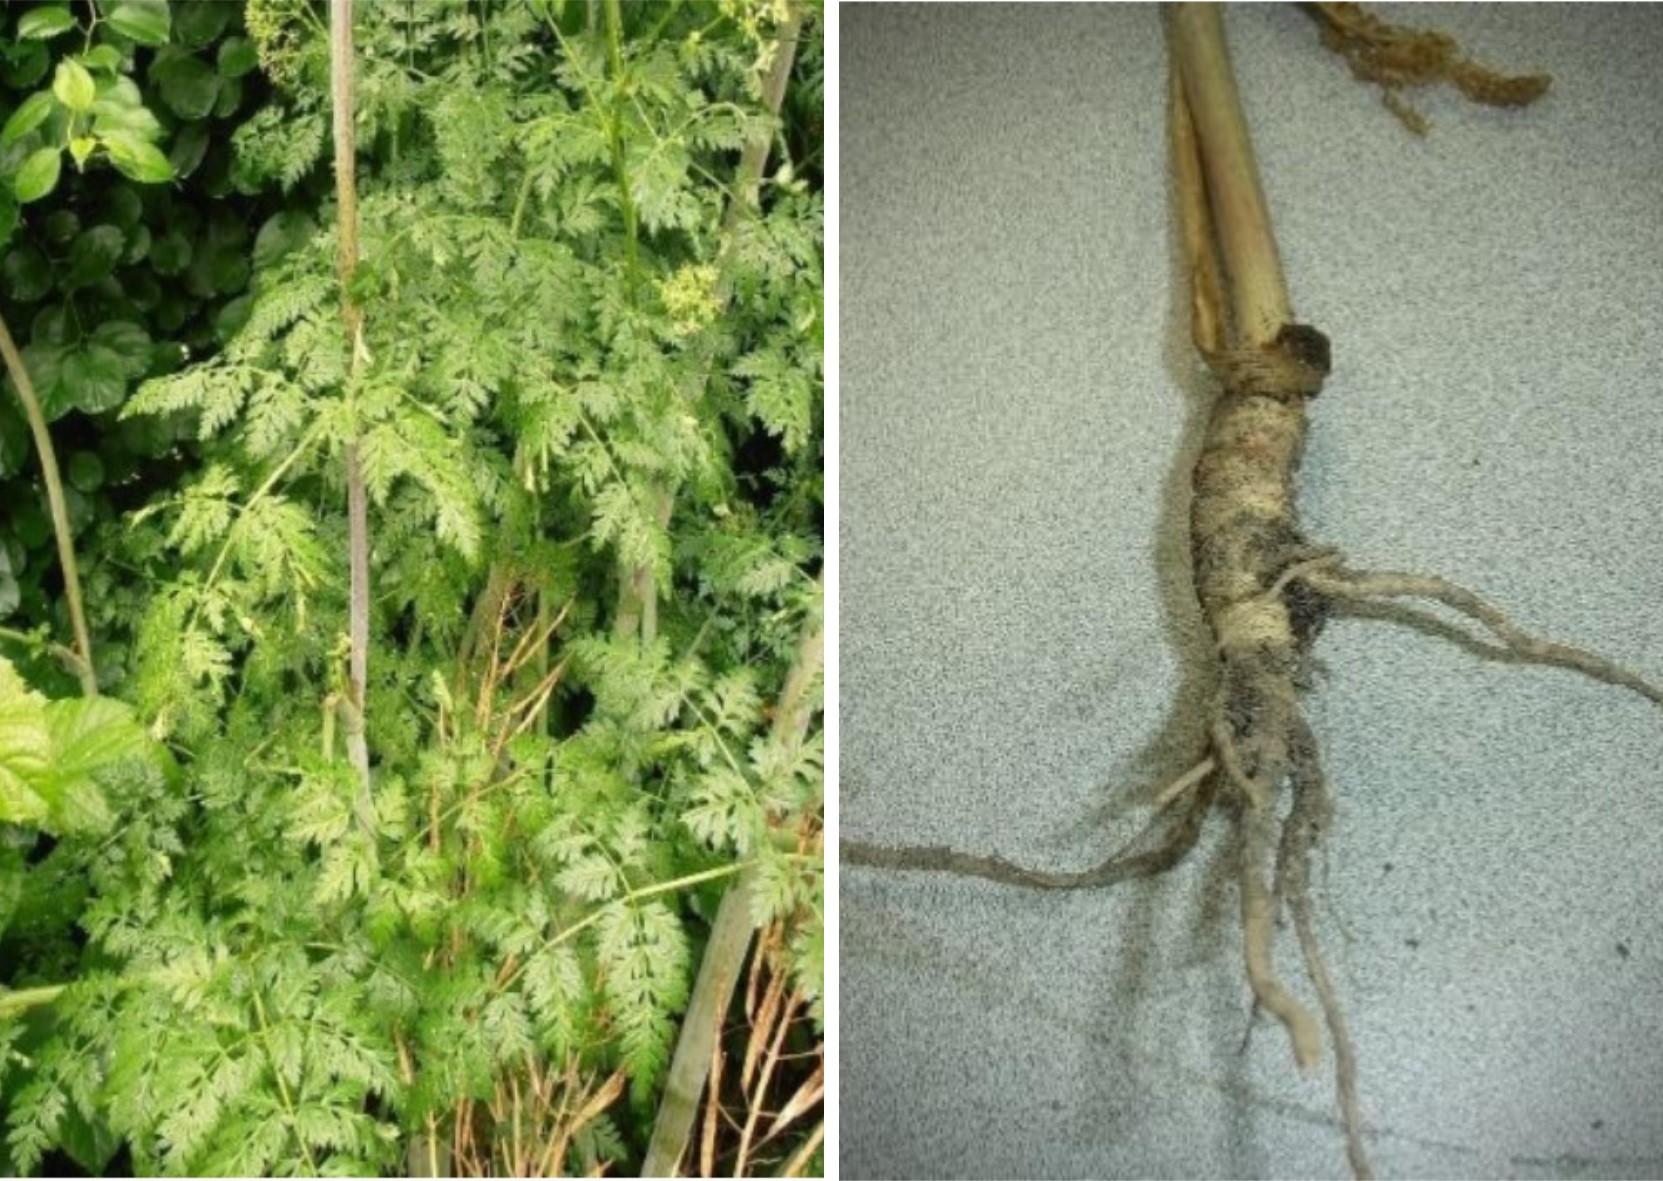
xmin=838 ymin=4 xmax=1663 ymax=1178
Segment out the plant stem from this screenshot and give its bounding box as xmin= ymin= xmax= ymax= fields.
xmin=0 ymin=982 xmax=68 ymax=1020
xmin=252 ymin=989 xmax=319 ymax=1175
xmin=1169 ymin=63 xmax=1227 ymax=356
xmin=643 ymin=583 xmax=823 ymax=1177
xmin=331 ymin=0 xmax=375 ymax=825
xmin=0 ymin=623 xmax=91 ymax=684
xmin=715 ymin=3 xmax=802 ymax=287
xmin=613 ymin=3 xmax=805 ymax=644
xmin=603 ymin=0 xmax=642 ymax=299
xmin=1168 ymin=3 xmax=1291 ymax=346
xmin=497 ymin=858 xmax=782 ymax=996
xmin=645 ymin=0 xmax=682 ymax=45
xmin=0 ymin=313 xmax=98 ymax=697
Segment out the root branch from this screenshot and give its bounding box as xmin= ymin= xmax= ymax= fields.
xmin=841 ymin=757 xmax=1219 ymax=889
xmin=1281 ymin=722 xmax=1373 ymax=1179
xmin=1238 ymin=801 xmax=1323 ymax=1072
xmin=1306 ymin=566 xmax=1663 ymax=708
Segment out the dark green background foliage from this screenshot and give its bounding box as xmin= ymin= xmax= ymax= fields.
xmin=0 ymin=1 xmax=822 ymax=1174
xmin=0 ymin=0 xmax=307 ymax=652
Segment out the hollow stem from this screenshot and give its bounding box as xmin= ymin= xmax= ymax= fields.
xmin=1170 ymin=63 xmax=1227 ymax=355
xmin=1168 ymin=3 xmax=1292 ymax=345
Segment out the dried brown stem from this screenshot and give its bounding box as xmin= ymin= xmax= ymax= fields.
xmin=734 ymin=987 xmax=802 ymax=1176
xmin=1169 ymin=3 xmax=1291 ymax=345
xmin=776 ymin=1121 xmax=823 ymax=1178
xmin=756 ymin=1058 xmax=823 ymax=1150
xmin=644 ymin=586 xmax=823 ymax=1177
xmin=701 ymin=1035 xmax=723 ymax=1177
xmin=540 ymin=1069 xmax=626 ymax=1179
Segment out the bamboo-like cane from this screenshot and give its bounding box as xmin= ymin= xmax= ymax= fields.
xmin=1169 ymin=4 xmax=1291 ymax=347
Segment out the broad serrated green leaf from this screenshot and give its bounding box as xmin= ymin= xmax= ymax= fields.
xmin=67 ymin=450 xmax=105 ymax=493
xmin=216 ymin=36 xmax=258 ymax=79
xmin=81 ymin=44 xmax=123 ymax=73
xmin=61 ymin=344 xmax=128 ymax=414
xmin=88 ymin=322 xmax=152 ymax=382
xmin=252 ymin=210 xmax=316 ymax=269
xmin=2 ymin=244 xmax=52 ymax=300
xmin=0 ymin=659 xmax=51 ymax=826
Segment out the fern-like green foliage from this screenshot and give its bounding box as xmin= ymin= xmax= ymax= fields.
xmin=2 ymin=1 xmax=822 ymax=1175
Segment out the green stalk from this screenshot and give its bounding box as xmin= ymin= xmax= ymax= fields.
xmin=0 ymin=313 xmax=98 ymax=697
xmin=0 ymin=982 xmax=68 ymax=1021
xmin=253 ymin=989 xmax=319 ymax=1175
xmin=0 ymin=624 xmax=91 ymax=685
xmin=603 ymin=0 xmax=642 ymax=298
xmin=331 ymin=0 xmax=375 ymax=827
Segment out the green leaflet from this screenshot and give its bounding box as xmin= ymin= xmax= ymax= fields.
xmin=0 ymin=657 xmax=171 ymax=834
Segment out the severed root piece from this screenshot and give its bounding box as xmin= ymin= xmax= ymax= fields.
xmin=1280 ymin=720 xmax=1372 ymax=1179
xmin=1238 ymin=797 xmax=1323 ymax=1072
xmin=1303 ymin=566 xmax=1663 ymax=708
xmin=1306 ymin=2 xmax=1551 ymax=134
xmin=841 ymin=758 xmax=1219 ymax=889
